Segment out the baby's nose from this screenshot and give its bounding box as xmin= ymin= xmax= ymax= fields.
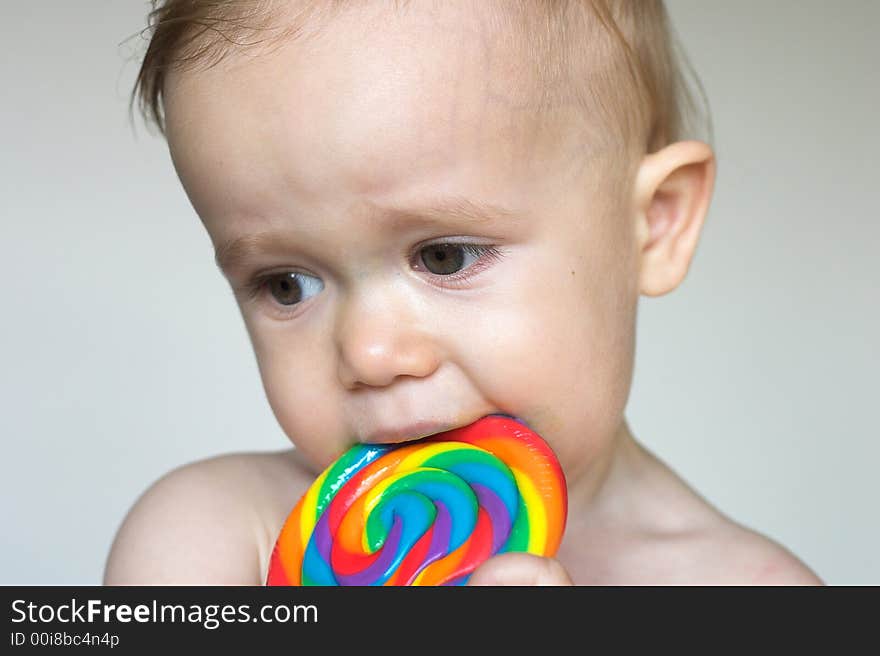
xmin=334 ymin=290 xmax=441 ymax=389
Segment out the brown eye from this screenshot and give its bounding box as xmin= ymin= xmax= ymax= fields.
xmin=420 ymin=243 xmax=466 ymax=275
xmin=266 ymin=273 xmax=323 ymax=306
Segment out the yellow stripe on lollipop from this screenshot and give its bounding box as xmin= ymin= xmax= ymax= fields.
xmin=509 ymin=465 xmax=548 ymax=553
xmin=299 ymin=468 xmax=330 ymax=548
xmin=395 ymin=441 xmax=484 ymax=470
xmin=362 ymin=470 xmax=406 ymax=515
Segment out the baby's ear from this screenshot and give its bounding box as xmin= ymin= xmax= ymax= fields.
xmin=633 ymin=140 xmax=716 ymax=297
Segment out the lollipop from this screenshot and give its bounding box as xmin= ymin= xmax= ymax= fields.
xmin=266 ymin=414 xmax=567 ymax=586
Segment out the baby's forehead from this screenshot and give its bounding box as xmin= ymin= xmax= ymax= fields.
xmin=170 ymin=0 xmax=583 ymax=127
xmin=163 ymin=1 xmax=641 ymax=257
xmin=165 ymin=7 xmax=600 ymax=222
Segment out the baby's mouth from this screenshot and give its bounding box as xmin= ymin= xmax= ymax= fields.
xmin=361 ymin=419 xmax=457 ymax=445
xmin=361 ymin=413 xmax=526 ymax=445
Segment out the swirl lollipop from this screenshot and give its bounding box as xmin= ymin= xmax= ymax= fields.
xmin=266 ymin=414 xmax=567 ymax=586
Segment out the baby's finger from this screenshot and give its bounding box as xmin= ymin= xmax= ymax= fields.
xmin=467 ymin=552 xmax=573 ymax=586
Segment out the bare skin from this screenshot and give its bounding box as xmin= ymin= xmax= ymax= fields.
xmin=104 ymin=433 xmax=821 ymax=585
xmin=104 ymin=1 xmax=822 ymax=585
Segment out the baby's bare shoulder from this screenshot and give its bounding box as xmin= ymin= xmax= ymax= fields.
xmin=613 ymin=516 xmax=825 ymax=586
xmin=690 ymin=520 xmax=824 ymax=585
xmin=570 ymin=516 xmax=823 ymax=586
xmin=103 ymin=449 xmax=313 ymax=585
xmin=592 ymin=440 xmax=825 ymax=585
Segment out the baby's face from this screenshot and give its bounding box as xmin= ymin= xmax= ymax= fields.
xmin=164 ymin=2 xmax=640 ymax=483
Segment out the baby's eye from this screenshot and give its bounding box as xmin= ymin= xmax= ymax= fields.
xmin=263 ymin=272 xmax=324 ymax=307
xmin=417 ymin=243 xmax=499 ymax=277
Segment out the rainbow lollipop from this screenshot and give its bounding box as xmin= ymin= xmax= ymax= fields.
xmin=266 ymin=414 xmax=567 ymax=586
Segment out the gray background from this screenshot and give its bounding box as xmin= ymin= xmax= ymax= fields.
xmin=1 ymin=1 xmax=876 ymax=584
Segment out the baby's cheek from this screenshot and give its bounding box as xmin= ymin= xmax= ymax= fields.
xmin=254 ymin=337 xmax=350 ymax=468
xmin=462 ymin=299 xmax=574 ymax=407
xmin=469 ymin=277 xmax=631 ymax=471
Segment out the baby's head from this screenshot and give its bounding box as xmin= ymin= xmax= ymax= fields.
xmin=132 ymin=0 xmax=715 ymax=488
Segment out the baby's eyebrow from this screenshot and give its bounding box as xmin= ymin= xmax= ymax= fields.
xmin=379 ymin=196 xmax=522 ymax=226
xmin=214 ymin=196 xmax=522 ymax=274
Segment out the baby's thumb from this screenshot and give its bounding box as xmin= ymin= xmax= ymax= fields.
xmin=467 ymin=552 xmax=573 ymax=586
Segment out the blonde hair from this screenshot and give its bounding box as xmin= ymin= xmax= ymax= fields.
xmin=126 ymin=0 xmax=711 ymax=188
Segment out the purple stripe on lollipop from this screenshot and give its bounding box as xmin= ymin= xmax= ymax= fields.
xmin=471 ymin=483 xmax=512 ymax=553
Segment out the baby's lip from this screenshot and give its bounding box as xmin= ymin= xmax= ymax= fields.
xmin=360 ymin=413 xmax=526 ymax=445
xmin=361 ymin=420 xmax=455 ymax=445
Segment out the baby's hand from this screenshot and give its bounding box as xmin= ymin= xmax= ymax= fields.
xmin=467 ymin=552 xmax=573 ymax=586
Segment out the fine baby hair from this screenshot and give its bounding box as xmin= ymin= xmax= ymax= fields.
xmin=129 ymin=0 xmax=713 ymax=169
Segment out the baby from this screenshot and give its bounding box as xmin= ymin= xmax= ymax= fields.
xmin=105 ymin=0 xmax=822 ymax=585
